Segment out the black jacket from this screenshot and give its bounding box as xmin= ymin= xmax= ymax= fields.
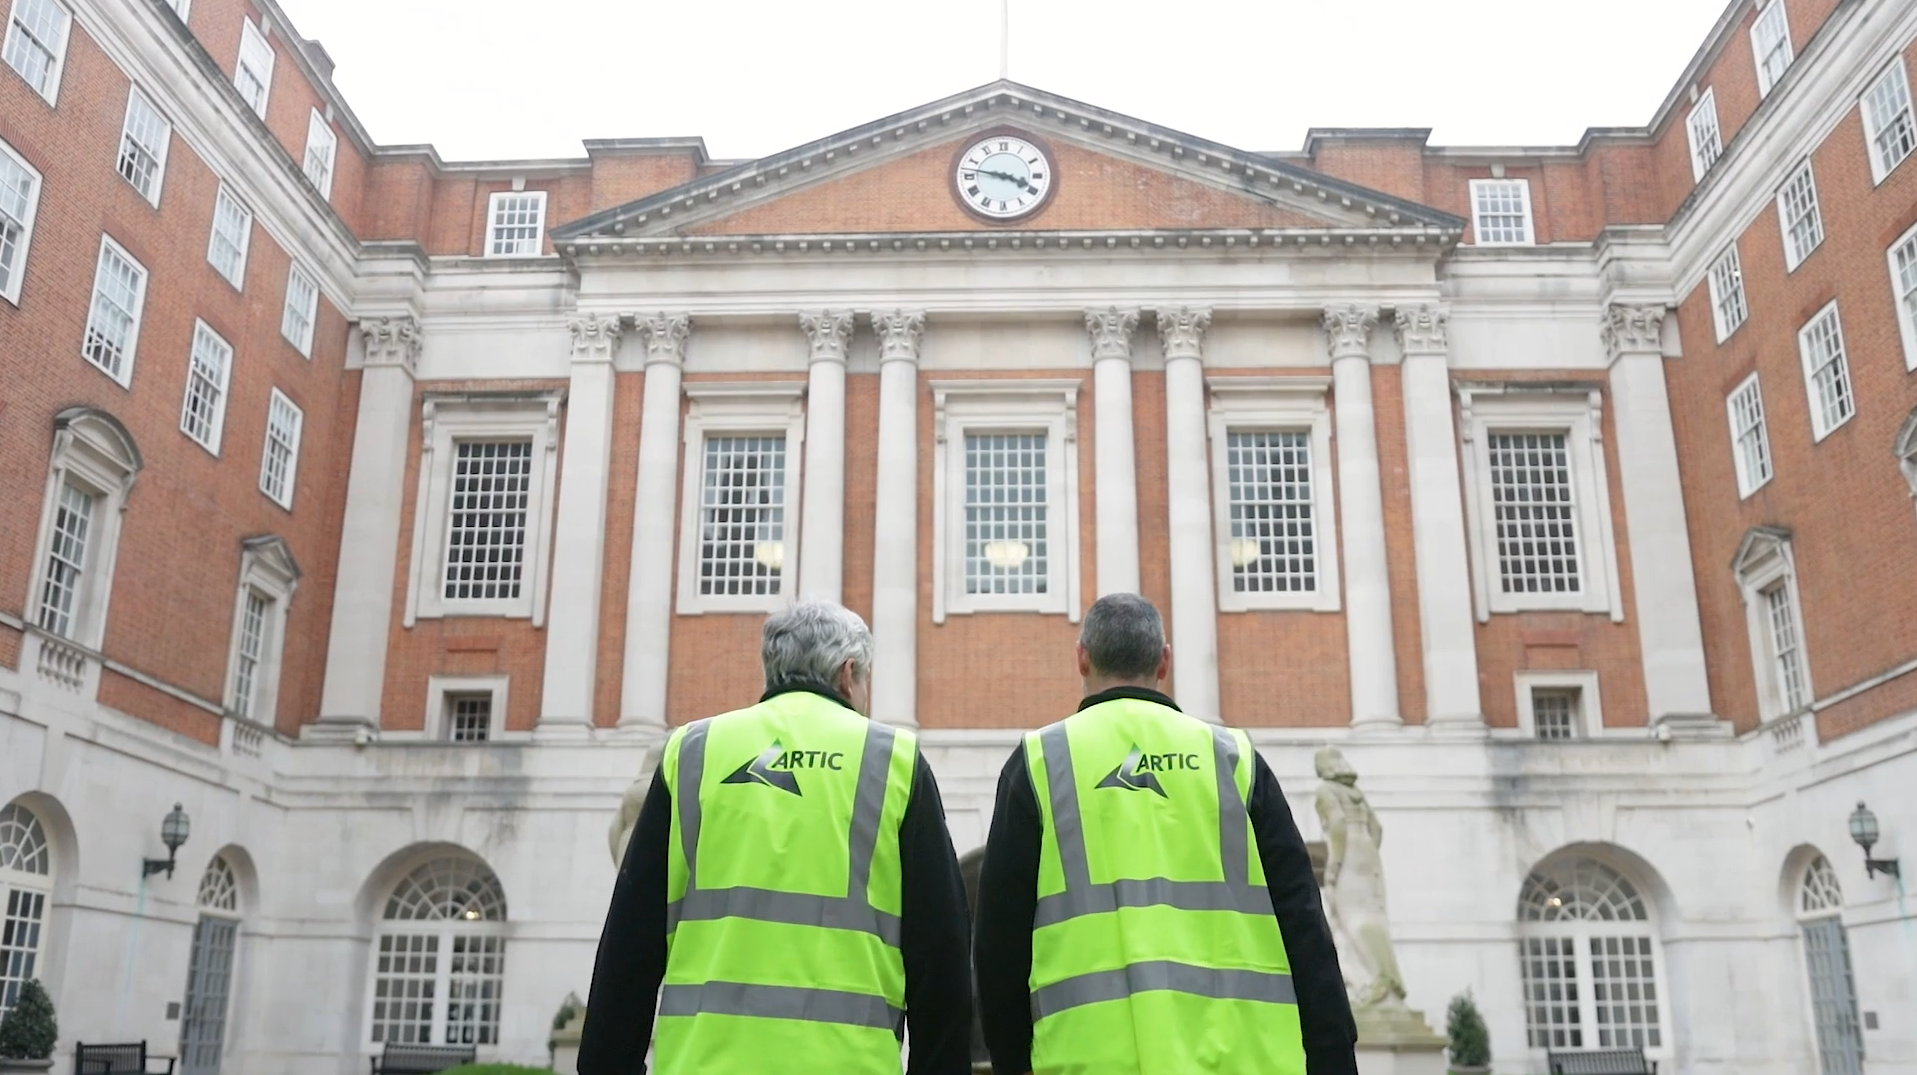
xmin=971 ymin=686 xmax=1360 ymax=1075
xmin=577 ymin=684 xmax=975 ymax=1075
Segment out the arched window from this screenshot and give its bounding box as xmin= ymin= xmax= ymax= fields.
xmin=1517 ymin=858 xmax=1669 ymax=1057
xmin=181 ymin=854 xmax=243 ymax=1075
xmin=370 ymin=856 xmax=507 ymax=1048
xmin=1797 ymin=856 xmax=1863 ymax=1075
xmin=0 ymin=802 xmax=53 ymax=1013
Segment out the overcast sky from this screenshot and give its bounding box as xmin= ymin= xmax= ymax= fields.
xmin=274 ymin=0 xmax=1732 ymax=163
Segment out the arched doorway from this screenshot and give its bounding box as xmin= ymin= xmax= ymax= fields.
xmin=368 ymin=855 xmax=509 ymax=1048
xmin=180 ymin=853 xmax=243 ymax=1075
xmin=1515 ymin=856 xmax=1669 ymax=1060
xmin=0 ymin=801 xmax=53 ymax=1014
xmin=1796 ymin=855 xmax=1863 ymax=1075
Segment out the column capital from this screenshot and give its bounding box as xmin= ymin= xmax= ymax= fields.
xmin=871 ymin=309 xmax=926 ymax=364
xmin=1393 ymin=304 xmax=1449 ymax=357
xmin=359 ymin=316 xmax=421 ymax=374
xmin=800 ymin=310 xmax=856 ymax=364
xmin=568 ymin=314 xmax=624 ymax=364
xmin=1086 ymin=306 xmax=1141 ymax=361
xmin=1323 ymin=304 xmax=1379 ymax=362
xmin=1601 ymin=303 xmax=1667 ymax=361
xmin=636 ymin=313 xmax=691 ymax=368
xmin=1155 ymin=306 xmax=1212 ymax=362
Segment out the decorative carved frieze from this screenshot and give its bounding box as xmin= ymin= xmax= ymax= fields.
xmin=636 ymin=314 xmax=692 ymax=367
xmin=871 ymin=310 xmax=926 ymax=364
xmin=568 ymin=314 xmax=624 ymax=363
xmin=1085 ymin=307 xmax=1141 ymax=361
xmin=360 ymin=316 xmax=421 ymax=374
xmin=1602 ymin=304 xmax=1667 ymax=360
xmin=1393 ymin=304 xmax=1449 ymax=357
xmin=800 ymin=310 xmax=856 ymax=364
xmin=1323 ymin=304 xmax=1379 ymax=362
xmin=1155 ymin=306 xmax=1212 ymax=362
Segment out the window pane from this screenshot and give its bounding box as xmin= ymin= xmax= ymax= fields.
xmin=1799 ymin=307 xmax=1853 ymax=437
xmin=303 ymin=111 xmax=336 ymax=197
xmin=1779 ymin=164 xmax=1823 ymax=269
xmin=1753 ymin=0 xmax=1792 ymax=94
xmin=443 ymin=441 xmax=533 ymax=601
xmin=118 ymin=89 xmax=169 ymax=202
xmin=281 ymin=265 xmax=318 ymax=356
xmin=1688 ymin=93 xmax=1721 ymax=181
xmin=36 ymin=483 xmax=92 ymax=638
xmin=697 ymin=435 xmax=786 ymax=598
xmin=260 ymin=391 xmax=302 ymax=507
xmin=1487 ymin=433 xmax=1581 ymax=595
xmin=232 ymin=590 xmax=268 ymax=719
xmin=964 ymin=433 xmax=1049 ymax=596
xmin=445 ymin=935 xmax=506 ymax=1045
xmin=1519 ymin=936 xmax=1582 ymax=1049
xmin=181 ymin=323 xmax=232 ymax=451
xmin=3 ymin=0 xmax=68 ymax=99
xmin=0 ymin=147 xmax=36 ymax=297
xmin=488 ymin=194 xmax=545 ymax=256
xmin=208 ymin=187 xmax=251 ymax=287
xmin=1227 ymin=430 xmax=1316 ymax=593
xmin=1865 ymin=62 xmax=1915 ymax=179
xmin=0 ymin=887 xmax=46 ymax=1014
xmin=447 ymin=694 xmax=491 ymax=743
xmin=82 ymin=241 xmax=146 ymax=382
xmin=1728 ymin=376 xmax=1773 ymax=495
xmin=1709 ymin=245 xmax=1747 ymax=341
xmin=1590 ymin=935 xmax=1662 ymax=1049
xmin=1473 ymin=180 xmax=1532 ymax=244
xmin=370 ymin=933 xmax=437 ymax=1044
xmin=1533 ymin=689 xmax=1578 ymax=740
xmin=235 ymin=20 xmax=272 ymax=117
xmin=1765 ymin=584 xmax=1809 ymax=712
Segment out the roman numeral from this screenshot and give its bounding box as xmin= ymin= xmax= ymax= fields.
xmin=998 ymin=141 xmax=1008 ymax=151
xmin=966 ymin=185 xmax=980 ymax=196
xmin=962 ymin=171 xmax=976 ymax=181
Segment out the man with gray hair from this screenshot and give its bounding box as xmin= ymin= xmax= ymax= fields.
xmin=580 ymin=600 xmax=974 ymax=1075
xmin=973 ymin=593 xmax=1357 ymax=1075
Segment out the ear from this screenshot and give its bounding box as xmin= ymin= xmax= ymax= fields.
xmin=1155 ymin=645 xmax=1172 ymax=683
xmin=835 ymin=659 xmax=858 ymax=698
xmin=1076 ymin=641 xmax=1093 ymax=679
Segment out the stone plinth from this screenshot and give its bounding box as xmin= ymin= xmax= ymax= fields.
xmin=1354 ymin=1003 xmax=1449 ymax=1075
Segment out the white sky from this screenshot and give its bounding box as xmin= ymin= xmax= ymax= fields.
xmin=275 ymin=0 xmax=1733 ymax=163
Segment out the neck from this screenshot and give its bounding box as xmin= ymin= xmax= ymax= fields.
xmin=1082 ymin=676 xmax=1163 ymax=698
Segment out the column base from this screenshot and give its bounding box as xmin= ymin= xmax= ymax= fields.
xmin=532 ymin=718 xmax=596 ymax=743
xmin=607 ymin=720 xmax=671 ymax=745
xmin=1426 ymin=714 xmax=1490 ymax=739
xmin=1349 ymin=716 xmax=1406 ymax=738
xmin=1652 ymin=712 xmax=1734 ymax=741
xmin=301 ymin=716 xmax=378 ymax=744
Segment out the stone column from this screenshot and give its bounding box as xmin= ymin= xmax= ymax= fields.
xmin=798 ymin=311 xmax=854 ymax=602
xmin=1325 ymin=305 xmax=1401 ymax=731
xmin=536 ymin=315 xmax=623 ymax=739
xmin=617 ymin=314 xmax=690 ymax=734
xmin=1395 ymin=306 xmax=1484 ymax=732
xmin=313 ymin=317 xmax=420 ymax=739
xmin=1603 ymin=304 xmax=1714 ymax=722
xmin=1088 ymin=307 xmax=1142 ymax=596
xmin=1157 ymin=307 xmax=1221 ymax=725
xmin=869 ymin=311 xmax=925 ymax=728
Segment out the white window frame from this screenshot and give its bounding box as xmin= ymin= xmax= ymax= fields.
xmin=1458 ymin=386 xmax=1625 ymax=621
xmin=1889 ymin=221 xmax=1917 ymax=372
xmin=1468 ymin=178 xmax=1535 ymax=246
xmin=1751 ymin=0 xmax=1793 ymax=98
xmin=0 ymin=801 xmax=54 ymax=1017
xmin=281 ymin=262 xmax=319 ymax=358
xmin=1205 ymin=377 xmax=1340 ymax=613
xmin=404 ymin=393 xmax=562 ymax=625
xmin=0 ymin=136 xmax=42 ymax=306
xmin=259 ymin=389 xmax=303 ymax=509
xmin=1734 ymin=528 xmax=1814 ymax=721
xmin=1862 ymin=56 xmax=1915 ymax=184
xmin=674 ymin=382 xmax=806 ymax=615
xmin=25 ymin=408 xmax=141 ymax=653
xmin=1511 ymin=670 xmax=1605 ymax=740
xmin=81 ymin=234 xmax=148 ymax=388
xmin=1726 ymin=373 xmax=1774 ymax=498
xmin=1895 ymin=407 xmax=1917 ymax=530
xmin=484 ymin=191 xmax=547 ymax=258
xmin=117 ymin=86 xmax=171 ymax=207
xmin=180 ymin=319 xmax=233 ymax=455
xmin=164 ymin=0 xmax=189 ymax=21
xmin=1796 ymin=302 xmax=1854 ymax=442
xmin=1707 ymin=243 xmax=1748 ymax=343
xmin=302 ymin=108 xmax=336 ymax=199
xmin=424 ymin=675 xmax=510 ymax=743
xmin=931 ymin=379 xmax=1082 ymax=623
xmin=207 ymin=184 xmax=252 ymax=289
xmin=1687 ymin=88 xmax=1723 ymax=182
xmin=1518 ymin=858 xmax=1673 ymax=1061
xmin=222 ymin=536 xmax=298 ymax=726
xmin=1776 ymin=161 xmax=1823 ymax=272
xmin=234 ymin=17 xmax=273 ymax=119
xmin=3 ymin=0 xmax=72 ymax=105
xmin=367 ymin=857 xmax=508 ymax=1049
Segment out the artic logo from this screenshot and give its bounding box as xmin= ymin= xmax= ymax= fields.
xmin=720 ymin=740 xmax=845 ymax=796
xmin=1095 ymin=744 xmax=1201 ymax=798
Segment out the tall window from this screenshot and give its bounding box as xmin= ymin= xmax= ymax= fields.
xmin=1751 ymin=0 xmax=1793 ymax=97
xmin=81 ymin=237 xmax=148 ymax=386
xmin=1518 ymin=858 xmax=1666 ymax=1055
xmin=1726 ymin=374 xmax=1773 ymax=498
xmin=207 ymin=185 xmax=252 ymax=289
xmin=1225 ymin=431 xmax=1317 ymax=595
xmin=181 ymin=855 xmax=240 ymax=1075
xmin=3 ymin=0 xmax=71 ymax=104
xmin=0 ymin=803 xmax=50 ymax=1015
xmin=1707 ymin=244 xmax=1747 ymax=342
xmin=302 ymin=109 xmax=336 ymax=198
xmin=1797 ymin=303 xmax=1853 ymax=441
xmin=1734 ymin=527 xmax=1813 ymax=721
xmin=233 ymin=18 xmax=273 ymax=118
xmin=1532 ymin=689 xmax=1579 ymax=741
xmin=1469 ymin=179 xmax=1534 ymax=246
xmin=443 ymin=441 xmax=533 ymax=603
xmin=1893 ymin=224 xmax=1917 ymax=371
xmin=181 ymin=321 xmax=233 ymax=454
xmin=30 ymin=409 xmax=141 ymax=653
xmin=1687 ymin=89 xmax=1722 ymax=182
xmin=1777 ymin=162 xmax=1823 ymax=271
xmin=485 ymin=192 xmax=546 ymax=257
xmin=224 ymin=536 xmax=299 ymax=727
xmin=35 ymin=483 xmax=91 ymax=638
xmin=230 ymin=590 xmax=269 ymax=720
xmin=0 ymin=137 xmax=40 ymax=305
xmin=1765 ymin=584 xmax=1809 ymax=712
xmin=1863 ymin=58 xmax=1915 ymax=184
xmin=447 ymin=694 xmax=492 ymax=743
xmin=1798 ymin=856 xmax=1864 ymax=1075
xmin=696 ymin=435 xmax=787 ymax=598
xmin=282 ymin=264 xmax=318 ymax=357
xmin=117 ymin=87 xmax=170 ymax=206
xmin=259 ymin=390 xmax=303 ymax=509
xmin=965 ymin=433 xmax=1049 ymax=597
xmin=370 ymin=857 xmax=507 ymax=1047
xmin=1487 ymin=433 xmax=1580 ymax=596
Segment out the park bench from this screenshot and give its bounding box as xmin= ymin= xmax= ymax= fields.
xmin=368 ymin=1043 xmax=477 ymax=1074
xmin=1548 ymin=1048 xmax=1658 ymax=1075
xmin=73 ymin=1041 xmax=175 ymax=1074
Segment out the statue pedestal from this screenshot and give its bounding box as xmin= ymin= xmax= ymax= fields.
xmin=1354 ymin=1003 xmax=1449 ymax=1075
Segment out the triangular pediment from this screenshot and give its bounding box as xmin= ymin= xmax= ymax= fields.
xmin=553 ymin=82 xmax=1462 ymax=251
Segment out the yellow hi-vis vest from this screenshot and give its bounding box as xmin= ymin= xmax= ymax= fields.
xmin=656 ymin=690 xmax=919 ymax=1075
xmin=1024 ymin=696 xmax=1305 ymax=1075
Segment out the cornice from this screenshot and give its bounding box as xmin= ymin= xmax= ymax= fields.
xmin=563 ymin=226 xmax=1459 ymax=260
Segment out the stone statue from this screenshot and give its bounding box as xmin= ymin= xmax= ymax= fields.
xmin=1314 ymin=746 xmax=1407 ymax=1010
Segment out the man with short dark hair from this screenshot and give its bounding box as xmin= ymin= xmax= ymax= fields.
xmin=973 ymin=593 xmax=1358 ymax=1075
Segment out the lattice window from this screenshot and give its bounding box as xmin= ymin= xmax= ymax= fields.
xmin=82 ymin=238 xmax=147 ymax=385
xmin=118 ymin=88 xmax=170 ymax=204
xmin=1533 ymin=689 xmax=1578 ymax=740
xmin=1521 ymin=860 xmax=1647 ymax=922
xmin=234 ymin=18 xmax=272 ymax=118
xmin=1751 ymin=0 xmax=1793 ymax=97
xmin=443 ymin=441 xmax=532 ymax=602
xmin=1895 ymin=227 xmax=1917 ymax=371
xmin=35 ymin=483 xmax=91 ymax=638
xmin=1518 ymin=859 xmax=1667 ymax=1058
xmin=230 ymin=590 xmax=269 ymax=720
xmin=1487 ymin=433 xmax=1581 ymax=595
xmin=444 ymin=935 xmax=504 ymax=1045
xmin=303 ymin=109 xmax=336 ymax=198
xmin=697 ymin=435 xmax=786 ymax=597
xmin=0 ymin=803 xmax=50 ymax=1016
xmin=965 ymin=433 xmax=1049 ymax=596
xmin=0 ymin=141 xmax=37 ymax=303
xmin=1800 ymin=855 xmax=1843 ymax=915
xmin=197 ymin=855 xmax=239 ymax=913
xmin=1708 ymin=244 xmax=1747 ymax=342
xmin=371 ymin=933 xmax=437 ymax=1044
xmin=1687 ymin=90 xmax=1722 ymax=182
xmin=1727 ymin=375 xmax=1773 ymax=497
xmin=1470 ymin=179 xmax=1533 ymax=245
xmin=0 ymin=806 xmax=48 ymax=876
xmin=260 ymin=390 xmax=303 ymax=509
xmin=1864 ymin=58 xmax=1915 ymax=182
xmin=486 ymin=192 xmax=545 ymax=257
xmin=1765 ymin=584 xmax=1809 ymax=712
xmin=386 ymin=858 xmax=508 ymax=922
xmin=1521 ymin=936 xmax=1582 ymax=1048
xmin=207 ymin=185 xmax=252 ymax=288
xmin=3 ymin=0 xmax=70 ymax=102
xmin=1225 ymin=430 xmax=1316 ymax=594
xmin=372 ymin=857 xmax=507 ymax=1045
xmin=1590 ymin=935 xmax=1663 ymax=1049
xmin=1777 ymin=163 xmax=1823 ymax=271
xmin=447 ymin=694 xmax=492 ymax=743
xmin=1797 ymin=304 xmax=1853 ymax=440
xmin=181 ymin=322 xmax=233 ymax=453
xmin=282 ymin=264 xmax=318 ymax=357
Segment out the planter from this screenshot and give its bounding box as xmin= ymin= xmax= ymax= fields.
xmin=0 ymin=1059 xmax=55 ymax=1074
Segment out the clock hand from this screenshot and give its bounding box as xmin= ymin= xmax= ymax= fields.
xmin=978 ymin=168 xmax=1038 ymax=194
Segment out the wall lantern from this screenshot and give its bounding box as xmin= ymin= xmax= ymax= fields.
xmin=141 ymin=803 xmax=191 ymax=880
xmin=1848 ymin=801 xmax=1900 ymax=880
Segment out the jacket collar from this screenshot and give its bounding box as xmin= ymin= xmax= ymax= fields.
xmin=760 ymin=678 xmax=856 ymax=712
xmin=1076 ymin=684 xmax=1182 ymax=713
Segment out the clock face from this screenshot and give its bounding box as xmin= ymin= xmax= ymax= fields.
xmin=954 ymin=134 xmax=1053 ymax=221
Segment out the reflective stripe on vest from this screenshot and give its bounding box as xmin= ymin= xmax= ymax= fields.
xmin=660 ymin=981 xmax=904 ymax=1031
xmin=1032 ymin=961 xmax=1299 ymax=1019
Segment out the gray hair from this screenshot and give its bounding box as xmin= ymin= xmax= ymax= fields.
xmin=762 ymin=600 xmax=875 ymax=690
xmin=1079 ymin=593 xmax=1165 ymax=679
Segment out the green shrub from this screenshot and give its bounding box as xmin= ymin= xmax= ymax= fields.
xmin=1446 ymin=990 xmax=1492 ymax=1069
xmin=0 ymin=979 xmax=58 ymax=1060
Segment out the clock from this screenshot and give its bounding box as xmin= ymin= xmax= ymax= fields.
xmin=953 ymin=133 xmax=1054 ymax=222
